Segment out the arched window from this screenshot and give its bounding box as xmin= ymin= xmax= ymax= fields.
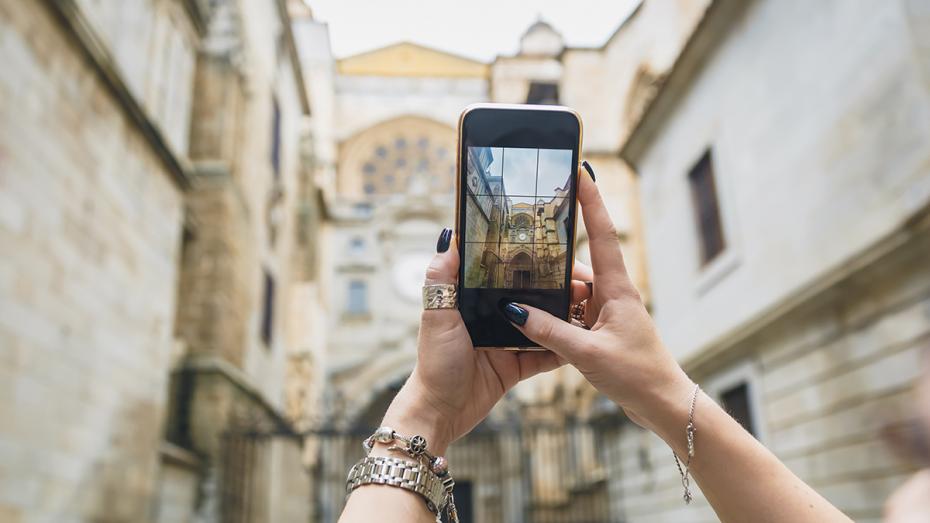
xmin=340 ymin=117 xmax=457 ymax=197
xmin=513 ymin=214 xmax=532 ymax=228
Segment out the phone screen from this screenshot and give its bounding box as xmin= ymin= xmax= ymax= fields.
xmin=457 ymin=106 xmax=581 ymax=348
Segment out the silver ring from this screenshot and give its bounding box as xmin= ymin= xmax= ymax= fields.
xmin=423 ymin=284 xmax=457 ymax=310
xmin=571 ymin=299 xmax=590 ymax=330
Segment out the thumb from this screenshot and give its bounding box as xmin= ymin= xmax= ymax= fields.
xmin=504 ymin=303 xmax=585 ymax=362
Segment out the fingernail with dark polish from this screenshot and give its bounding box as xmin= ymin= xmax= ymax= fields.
xmin=436 ymin=228 xmax=452 ymax=253
xmin=582 ymin=160 xmax=596 ymax=182
xmin=500 ymin=302 xmax=528 ymax=326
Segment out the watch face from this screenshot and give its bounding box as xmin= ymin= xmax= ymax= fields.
xmin=518 ymin=232 xmax=528 ymax=241
xmin=392 ymin=251 xmax=435 ymax=302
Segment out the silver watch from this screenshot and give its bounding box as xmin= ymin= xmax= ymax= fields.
xmin=346 ymin=456 xmax=449 ymax=514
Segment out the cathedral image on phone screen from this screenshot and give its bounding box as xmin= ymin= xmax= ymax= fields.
xmin=462 ymin=146 xmax=573 ymax=290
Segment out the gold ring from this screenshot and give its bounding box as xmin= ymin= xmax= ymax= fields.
xmin=571 ymin=299 xmax=590 ymax=329
xmin=423 ymin=284 xmax=457 ymax=310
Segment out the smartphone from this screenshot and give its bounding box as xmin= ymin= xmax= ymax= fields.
xmin=455 ymin=103 xmax=583 ymax=350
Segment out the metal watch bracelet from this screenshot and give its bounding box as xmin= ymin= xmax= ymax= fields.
xmin=346 ymin=456 xmax=449 ymax=515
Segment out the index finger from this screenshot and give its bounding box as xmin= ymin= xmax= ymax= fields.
xmin=576 ymin=164 xmax=633 ymax=293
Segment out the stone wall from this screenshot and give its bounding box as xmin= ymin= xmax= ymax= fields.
xmin=634 ymin=0 xmax=930 ymax=363
xmin=606 ymin=223 xmax=930 ymax=523
xmin=335 ymin=75 xmax=487 ymax=142
xmin=153 ymin=445 xmax=201 ymax=523
xmin=0 ymin=1 xmax=187 ymax=520
xmin=74 ymin=0 xmax=199 ymax=157
xmin=612 ymin=0 xmax=930 ymax=520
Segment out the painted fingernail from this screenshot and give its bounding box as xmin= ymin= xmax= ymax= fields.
xmin=582 ymin=160 xmax=596 ymax=182
xmin=500 ymin=302 xmax=528 ymax=326
xmin=436 ymin=228 xmax=452 ymax=253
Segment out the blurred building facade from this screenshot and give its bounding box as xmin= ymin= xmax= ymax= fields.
xmin=294 ymin=1 xmax=712 ymax=520
xmin=308 ymin=0 xmax=708 ymax=436
xmin=619 ymin=0 xmax=930 ymax=521
xmin=4 ymin=0 xmax=928 ymax=522
xmin=0 ymin=0 xmax=322 ymax=521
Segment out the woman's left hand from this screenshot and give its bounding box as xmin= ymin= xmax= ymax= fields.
xmin=378 ymin=228 xmax=572 ymax=455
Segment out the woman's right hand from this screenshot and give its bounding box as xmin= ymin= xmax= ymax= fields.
xmin=510 ymin=164 xmax=854 ymax=523
xmin=503 ymin=165 xmax=695 ymax=434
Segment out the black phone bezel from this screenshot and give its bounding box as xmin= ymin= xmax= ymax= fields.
xmin=456 ymin=105 xmax=581 ymax=349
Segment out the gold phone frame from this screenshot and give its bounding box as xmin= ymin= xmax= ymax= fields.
xmin=454 ymin=103 xmax=584 ymax=351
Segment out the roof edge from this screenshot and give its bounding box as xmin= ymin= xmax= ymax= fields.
xmin=619 ymin=0 xmax=753 ymax=170
xmin=277 ymin=0 xmax=311 ymax=115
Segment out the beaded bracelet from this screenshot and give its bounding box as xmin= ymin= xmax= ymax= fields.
xmin=360 ymin=426 xmax=459 ymax=522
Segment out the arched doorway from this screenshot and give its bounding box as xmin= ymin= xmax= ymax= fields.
xmin=509 ymin=251 xmax=533 ymax=289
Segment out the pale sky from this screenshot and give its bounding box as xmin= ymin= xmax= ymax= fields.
xmin=305 ymin=0 xmax=642 ymax=61
xmin=488 ymin=147 xmax=573 ymax=197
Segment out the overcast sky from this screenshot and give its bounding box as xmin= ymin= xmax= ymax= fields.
xmin=487 ymin=147 xmax=572 ymax=197
xmin=306 ymin=0 xmax=642 ymax=61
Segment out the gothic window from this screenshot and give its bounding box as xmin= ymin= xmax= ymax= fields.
xmin=688 ymin=150 xmax=726 ymax=264
xmin=513 ymin=214 xmax=532 ymax=228
xmin=360 ymin=135 xmax=455 ymax=195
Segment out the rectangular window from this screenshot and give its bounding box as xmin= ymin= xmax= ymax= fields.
xmin=260 ymin=270 xmax=275 ymax=347
xmin=721 ymin=382 xmax=757 ymax=437
xmin=271 ymin=97 xmax=282 ymax=178
xmin=526 ymin=81 xmax=559 ymax=105
xmin=347 ymin=280 xmax=368 ymax=315
xmin=688 ymin=150 xmax=726 ymax=264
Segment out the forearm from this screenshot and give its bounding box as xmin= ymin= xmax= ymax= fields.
xmin=338 ymin=382 xmax=451 ymax=523
xmin=649 ymin=376 xmax=853 ymax=523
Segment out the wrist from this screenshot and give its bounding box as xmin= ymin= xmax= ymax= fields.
xmin=628 ymin=367 xmax=697 ymax=444
xmin=378 ymin=381 xmax=453 ymax=456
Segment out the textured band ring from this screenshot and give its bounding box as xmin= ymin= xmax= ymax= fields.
xmin=571 ymin=299 xmax=590 ymax=329
xmin=423 ymin=284 xmax=457 ymax=310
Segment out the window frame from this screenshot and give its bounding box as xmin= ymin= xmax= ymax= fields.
xmin=271 ymin=96 xmax=282 ymax=178
xmin=260 ymin=269 xmax=275 ymax=348
xmin=688 ymin=150 xmax=726 ymax=266
xmin=346 ymin=279 xmax=369 ymax=316
xmin=702 ymin=360 xmax=767 ymax=443
xmin=525 ymin=81 xmax=560 ymax=105
xmin=686 ymin=146 xmax=742 ymax=296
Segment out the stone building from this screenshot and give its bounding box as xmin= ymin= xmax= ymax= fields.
xmin=616 ymin=0 xmax=930 ymax=521
xmin=309 ymin=0 xmax=705 ymax=435
xmin=462 ymin=146 xmax=571 ymax=290
xmin=0 ymin=0 xmax=321 ymax=521
xmin=298 ymin=2 xmax=710 ymax=520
